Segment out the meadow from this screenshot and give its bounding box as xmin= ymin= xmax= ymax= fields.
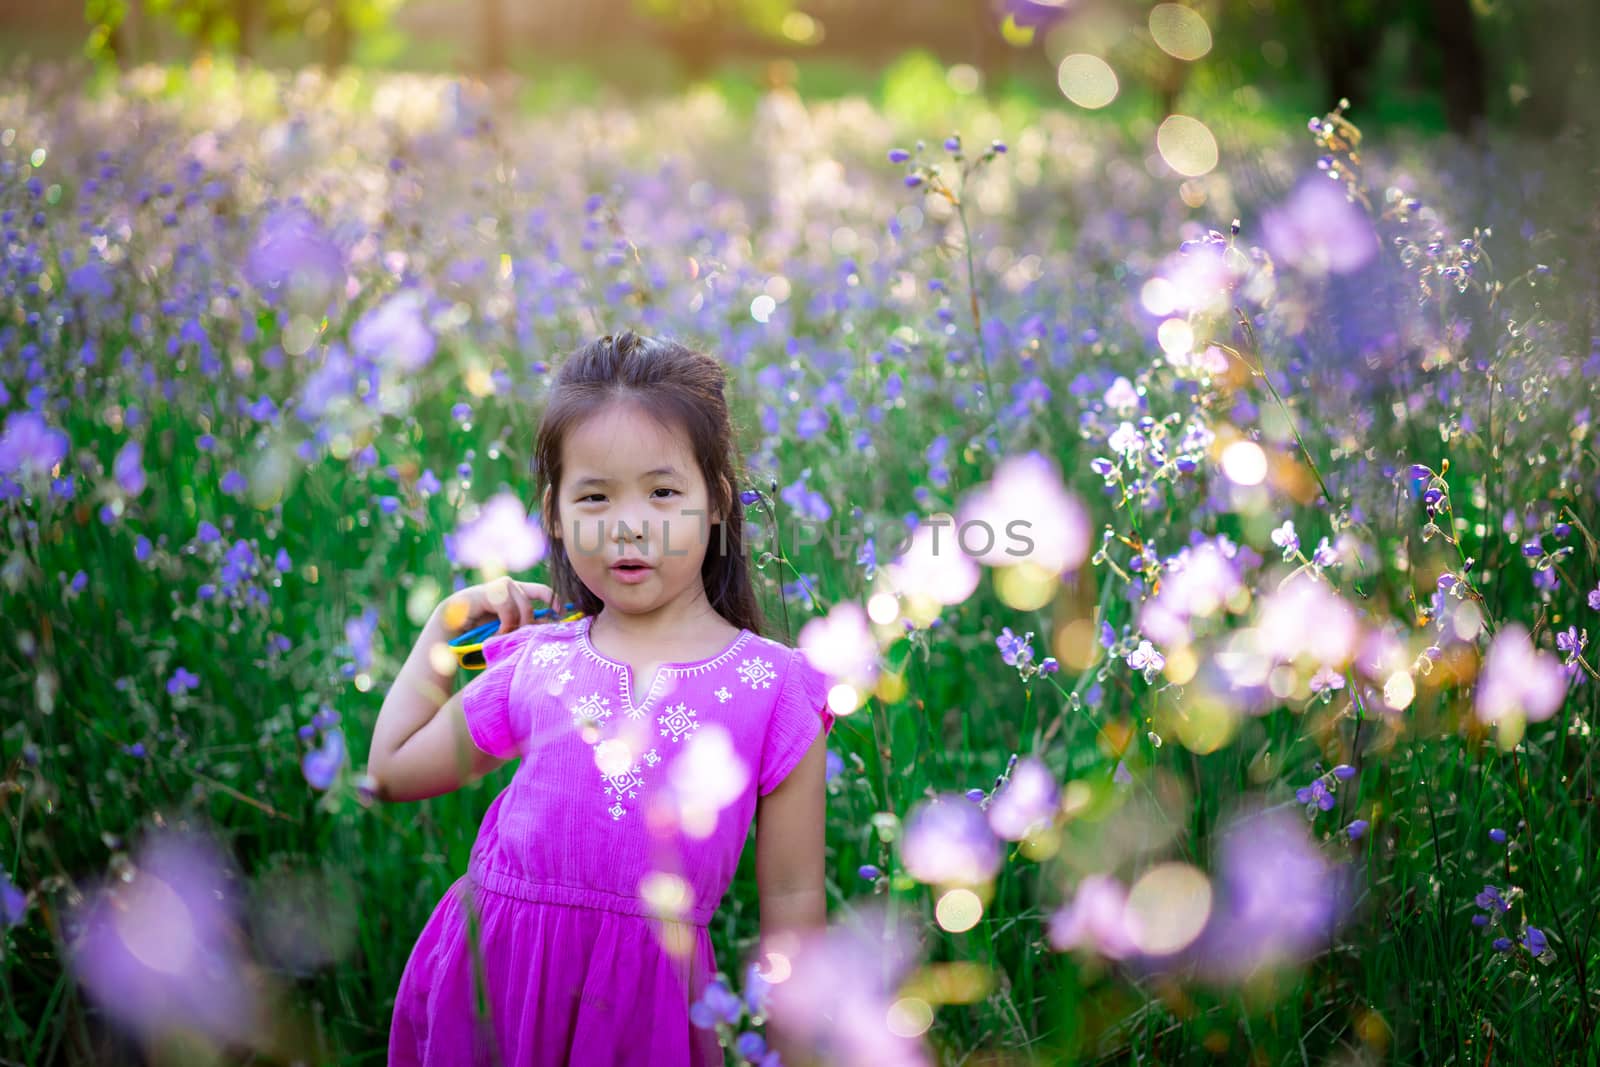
xmin=2 ymin=49 xmax=1599 ymax=1065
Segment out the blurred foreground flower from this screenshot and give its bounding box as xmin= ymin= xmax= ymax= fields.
xmin=956 ymin=452 xmax=1090 ymax=575
xmin=64 ymin=827 xmax=268 ymax=1051
xmin=1260 ymin=176 xmax=1379 ymax=277
xmin=900 ymin=794 xmax=1001 ymax=888
xmin=1192 ymin=806 xmax=1353 ymax=982
xmin=451 ymin=491 xmax=548 ymax=574
xmin=798 ymin=601 xmax=880 ymax=694
xmin=1475 ymin=623 xmax=1568 ymax=738
xmin=0 ymin=410 xmax=69 ymax=488
xmin=1049 ymin=874 xmax=1137 ymax=960
xmin=667 ymin=724 xmax=750 ymax=838
xmin=766 ymin=902 xmax=932 ymax=1067
xmin=244 ymin=202 xmax=345 ymax=316
xmin=987 ymin=757 xmax=1060 ymax=841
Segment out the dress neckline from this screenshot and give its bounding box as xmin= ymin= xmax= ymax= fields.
xmin=578 ymin=614 xmax=752 ymax=718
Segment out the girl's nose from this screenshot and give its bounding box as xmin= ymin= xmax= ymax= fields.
xmin=612 ymin=520 xmax=649 ymax=548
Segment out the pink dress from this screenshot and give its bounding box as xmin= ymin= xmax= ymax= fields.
xmin=389 ymin=613 xmax=835 ymax=1066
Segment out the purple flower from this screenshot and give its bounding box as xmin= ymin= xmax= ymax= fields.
xmin=0 ymin=410 xmax=70 ymax=483
xmin=301 ymin=728 xmax=346 ymax=791
xmin=113 ymin=440 xmax=146 ymax=496
xmin=987 ymin=757 xmax=1060 ymax=841
xmin=1492 ymin=937 xmax=1513 ymax=952
xmin=1488 ymin=828 xmax=1507 ymax=844
xmin=1588 ymin=583 xmax=1600 ymax=611
xmin=858 ymin=864 xmax=881 ymax=881
xmin=689 ymin=978 xmax=743 ymax=1029
xmin=900 ymin=793 xmax=1002 ymax=887
xmin=1471 ymin=913 xmax=1489 ymax=927
xmin=734 ymin=1030 xmax=768 ymax=1061
xmin=944 ymin=136 xmax=960 ymax=152
xmin=1522 ymin=925 xmax=1548 ymax=956
xmin=0 ymin=869 xmax=26 ymax=928
xmin=166 ymin=666 xmax=201 ymax=697
xmin=352 ymin=288 xmax=435 ymax=373
xmin=1261 ymin=177 xmax=1378 ymax=276
xmin=1474 ymin=885 xmax=1509 ymax=911
xmin=904 ymin=174 xmax=924 ymax=188
xmin=1346 ymin=819 xmax=1368 ymax=840
xmin=1295 ymin=778 xmax=1336 ymax=812
xmin=1193 ymin=807 xmax=1349 ymax=980
xmin=63 ymin=829 xmax=262 ymax=1047
xmin=244 ymin=203 xmax=344 ymax=314
xmin=887 ymin=147 xmax=910 ymax=163
xmin=1332 ymin=764 xmax=1356 ymax=781
xmin=1127 ymin=640 xmax=1165 ymax=675
xmin=996 ymin=627 xmax=1035 ymax=668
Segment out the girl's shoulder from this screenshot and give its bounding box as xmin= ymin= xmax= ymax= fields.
xmin=479 ymin=614 xmax=585 ymax=667
xmin=734 ymin=633 xmax=820 ymax=689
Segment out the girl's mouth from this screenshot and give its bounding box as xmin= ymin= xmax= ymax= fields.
xmin=610 ymin=560 xmax=655 ymax=583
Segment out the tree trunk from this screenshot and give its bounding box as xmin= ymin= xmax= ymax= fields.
xmin=324 ymin=2 xmax=352 ymax=70
xmin=1303 ymin=0 xmax=1384 ymax=109
xmin=237 ymin=0 xmax=256 ymax=60
xmin=481 ymin=0 xmax=508 ymax=72
xmin=1519 ymin=0 xmax=1595 ymax=136
xmin=1427 ymin=0 xmax=1485 ymax=135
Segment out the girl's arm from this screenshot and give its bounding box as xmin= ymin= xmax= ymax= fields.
xmin=366 ymin=604 xmax=512 ymax=802
xmin=753 ymin=732 xmax=830 ymax=1066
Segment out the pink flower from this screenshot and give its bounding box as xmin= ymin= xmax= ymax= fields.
xmin=1048 ymin=875 xmax=1138 ymax=960
xmin=1476 ymin=623 xmax=1567 ymax=725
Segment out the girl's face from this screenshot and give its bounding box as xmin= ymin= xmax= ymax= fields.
xmin=547 ymin=400 xmax=723 ymax=621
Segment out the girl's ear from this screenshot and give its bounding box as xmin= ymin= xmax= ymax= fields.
xmin=543 ymin=485 xmax=559 ymax=540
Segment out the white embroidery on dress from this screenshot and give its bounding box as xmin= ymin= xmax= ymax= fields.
xmin=643 ymin=747 xmax=661 ymax=767
xmin=657 ymin=702 xmax=701 ymax=743
xmin=557 ymin=669 xmax=574 ymax=685
xmin=528 ymin=642 xmax=567 ymax=668
xmin=738 ymin=656 xmax=778 ymax=689
xmin=602 ymin=760 xmax=646 ymax=820
xmin=715 ymin=686 xmax=732 ymax=704
xmin=570 ymin=692 xmax=613 ymax=728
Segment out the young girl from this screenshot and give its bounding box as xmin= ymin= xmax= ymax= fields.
xmin=367 ymin=331 xmax=835 ymax=1067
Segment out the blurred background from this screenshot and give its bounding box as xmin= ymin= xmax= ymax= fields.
xmin=5 ymin=1 xmax=1600 ymax=1065
xmin=2 ymin=0 xmax=1595 ymax=137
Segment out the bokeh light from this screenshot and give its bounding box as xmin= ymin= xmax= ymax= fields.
xmin=1156 ymin=115 xmax=1219 ymax=177
xmin=1057 ymin=54 xmax=1120 ymax=110
xmin=1149 ymin=4 xmax=1214 ymax=61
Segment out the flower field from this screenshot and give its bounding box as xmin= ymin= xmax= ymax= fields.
xmin=3 ymin=54 xmax=1599 ymax=1064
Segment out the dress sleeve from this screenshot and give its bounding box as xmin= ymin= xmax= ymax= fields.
xmin=758 ymin=647 xmax=836 ymax=797
xmin=460 ymin=626 xmax=540 ymax=760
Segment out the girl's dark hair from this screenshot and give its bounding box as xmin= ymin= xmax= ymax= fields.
xmin=533 ymin=330 xmax=768 ymax=639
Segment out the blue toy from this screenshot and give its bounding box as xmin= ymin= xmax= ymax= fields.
xmin=449 ymin=602 xmax=582 ymax=670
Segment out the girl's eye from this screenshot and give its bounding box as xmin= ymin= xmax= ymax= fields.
xmin=652 ymin=488 xmax=678 ymax=499
xmin=579 ymin=493 xmax=605 ymax=504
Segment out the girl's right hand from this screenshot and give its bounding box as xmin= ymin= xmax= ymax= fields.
xmin=435 ymin=575 xmax=555 ymax=637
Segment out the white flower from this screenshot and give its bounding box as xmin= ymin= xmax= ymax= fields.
xmin=1108 ymin=422 xmax=1145 ymax=457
